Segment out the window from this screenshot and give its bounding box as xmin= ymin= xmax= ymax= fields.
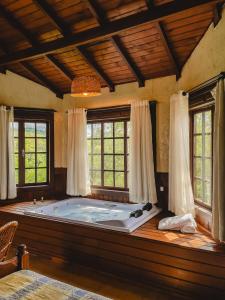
xmin=192 ymin=108 xmax=213 ymax=208
xmin=14 ymin=111 xmax=53 ymax=187
xmin=87 ymin=120 xmax=129 ymax=190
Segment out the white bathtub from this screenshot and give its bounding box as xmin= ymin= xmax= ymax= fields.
xmin=24 ymin=198 xmax=162 ymax=233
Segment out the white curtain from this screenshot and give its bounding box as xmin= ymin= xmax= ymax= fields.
xmin=212 ymin=79 xmax=225 ymax=242
xmin=129 ymin=100 xmax=157 ymax=204
xmin=0 ymin=106 xmax=17 ymax=200
xmin=169 ymin=91 xmax=195 ymax=216
xmin=66 ymin=108 xmax=90 ymax=196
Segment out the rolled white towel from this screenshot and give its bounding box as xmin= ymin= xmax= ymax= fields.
xmin=158 ymin=214 xmax=197 ymax=233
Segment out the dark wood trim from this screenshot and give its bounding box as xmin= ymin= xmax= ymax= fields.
xmin=20 ymin=62 xmax=63 ymax=99
xmin=149 ymin=101 xmax=157 ymax=172
xmin=77 ymin=46 xmax=115 ymax=92
xmin=111 ymin=36 xmax=145 ymax=87
xmin=85 ymin=0 xmax=106 ymax=26
xmin=156 ymin=22 xmax=180 ymax=79
xmin=33 ymin=0 xmax=71 ymax=36
xmin=0 ymin=0 xmax=220 ymax=67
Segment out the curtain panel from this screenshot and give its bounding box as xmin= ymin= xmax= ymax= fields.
xmin=66 ymin=108 xmax=90 ymax=196
xmin=169 ymin=91 xmax=195 ymax=216
xmin=212 ymin=79 xmax=225 ymax=242
xmin=0 ymin=106 xmax=17 ymax=200
xmin=129 ymin=100 xmax=157 ymax=204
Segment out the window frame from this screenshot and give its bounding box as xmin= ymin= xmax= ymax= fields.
xmin=190 ymin=105 xmax=214 ymax=210
xmin=87 ymin=117 xmax=130 ymax=191
xmin=14 ymin=110 xmax=54 ymax=189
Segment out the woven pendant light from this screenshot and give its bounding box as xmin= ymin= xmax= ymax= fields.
xmin=71 ymin=75 xmax=101 ymax=97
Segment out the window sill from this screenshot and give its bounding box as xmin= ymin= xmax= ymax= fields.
xmin=17 ymin=184 xmax=51 ymax=191
xmin=195 ymin=204 xmax=212 ymax=232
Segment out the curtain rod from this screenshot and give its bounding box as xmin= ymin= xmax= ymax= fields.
xmin=182 ymin=72 xmax=225 ymax=95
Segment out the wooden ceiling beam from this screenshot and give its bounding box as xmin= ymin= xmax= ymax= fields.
xmin=85 ymin=0 xmax=145 ymax=87
xmin=156 ymin=22 xmax=180 ymax=79
xmin=0 ymin=4 xmax=37 ymax=47
xmin=33 ymin=0 xmax=71 ymax=36
xmin=145 ymin=0 xmax=155 ymax=9
xmin=20 ymin=61 xmax=63 ymax=99
xmin=111 ymin=36 xmax=145 ymax=87
xmin=77 ymin=46 xmax=115 ymax=92
xmin=213 ymin=2 xmax=224 ymax=27
xmin=45 ymin=54 xmax=73 ymax=81
xmin=0 ymin=0 xmax=221 ymax=66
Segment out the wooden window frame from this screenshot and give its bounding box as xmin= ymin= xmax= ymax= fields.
xmin=190 ymin=105 xmax=214 ymax=210
xmin=88 ymin=118 xmax=129 ymax=191
xmin=14 ymin=109 xmax=54 ymax=190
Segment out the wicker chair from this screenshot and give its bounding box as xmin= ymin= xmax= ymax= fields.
xmin=0 ymin=221 xmax=18 ymax=262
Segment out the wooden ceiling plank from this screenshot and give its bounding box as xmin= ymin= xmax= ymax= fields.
xmin=20 ymin=61 xmax=63 ymax=99
xmin=111 ymin=36 xmax=145 ymax=87
xmin=156 ymin=21 xmax=180 ymax=79
xmin=85 ymin=0 xmax=145 ymax=87
xmin=0 ymin=0 xmax=221 ymax=67
xmin=0 ymin=3 xmax=37 ymax=47
xmin=45 ymin=54 xmax=73 ymax=81
xmin=32 ymin=0 xmax=71 ymax=36
xmin=77 ymin=46 xmax=115 ymax=92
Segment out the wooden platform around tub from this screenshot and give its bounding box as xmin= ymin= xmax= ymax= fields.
xmin=0 ymin=201 xmax=225 ymax=299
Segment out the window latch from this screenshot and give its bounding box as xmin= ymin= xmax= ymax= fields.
xmin=22 ymin=149 xmax=25 ymax=157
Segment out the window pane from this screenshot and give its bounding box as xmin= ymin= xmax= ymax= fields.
xmin=115 ymin=155 xmax=124 ymax=171
xmin=37 ymin=168 xmax=47 ymax=183
xmin=37 ymin=153 xmax=47 ymax=168
xmin=25 ymin=169 xmax=35 ymax=184
xmin=104 ymin=171 xmax=114 ymax=186
xmin=14 ymin=138 xmax=19 ymax=153
xmin=14 ymin=122 xmax=18 ymax=137
xmin=194 ymin=158 xmax=202 ymax=178
xmin=87 ymin=124 xmax=92 ymax=138
xmin=115 ymin=172 xmax=124 ymax=188
xmin=25 ymin=138 xmax=35 ymax=152
xmin=14 ymin=154 xmax=19 ymax=169
xmin=194 ymin=113 xmax=202 ymax=133
xmin=205 ymin=111 xmax=212 ymax=133
xmin=194 ymin=136 xmax=202 ymax=156
xmin=205 ymin=158 xmax=212 ymax=180
xmin=92 ymin=171 xmax=101 ymax=186
xmin=115 ymin=139 xmax=124 ymax=154
xmin=87 ymin=140 xmax=92 ymax=154
xmin=104 ymin=122 xmax=113 ymax=138
xmin=37 ymin=138 xmax=46 ymax=152
xmin=115 ymin=122 xmax=124 ymax=137
xmin=93 ymin=139 xmax=101 ymax=154
xmin=104 ymin=139 xmax=113 ymax=154
xmin=205 ymin=135 xmax=212 ymax=157
xmin=194 ymin=179 xmax=203 ymax=199
xmin=93 ymin=123 xmax=101 ymax=138
xmin=15 ymin=169 xmax=19 ymax=185
xmin=25 ymin=122 xmax=35 ymax=137
xmin=25 ymin=153 xmax=35 ymax=168
xmin=204 ymin=181 xmax=211 ymax=206
xmin=36 ymin=123 xmax=47 ymax=137
xmin=104 ymin=155 xmax=113 ymax=170
xmin=92 ymin=155 xmax=101 ymax=170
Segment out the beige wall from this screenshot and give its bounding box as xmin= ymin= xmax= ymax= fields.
xmin=0 ymin=8 xmax=224 ymax=172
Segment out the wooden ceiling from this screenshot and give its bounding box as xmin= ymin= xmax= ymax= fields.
xmin=0 ymin=0 xmax=223 ymax=99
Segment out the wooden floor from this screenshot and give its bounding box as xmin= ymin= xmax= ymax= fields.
xmin=1 ymin=201 xmax=225 ymax=299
